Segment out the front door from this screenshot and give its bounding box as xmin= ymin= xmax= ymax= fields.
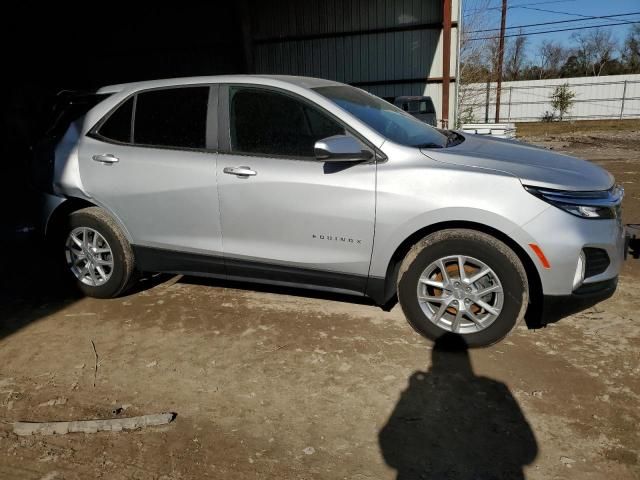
xmin=216 ymin=85 xmax=376 ymax=294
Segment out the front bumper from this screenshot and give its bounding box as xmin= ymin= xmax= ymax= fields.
xmin=512 ymin=206 xmax=626 ymax=296
xmin=524 ymin=224 xmax=636 ymax=327
xmin=540 ymin=277 xmax=618 ymax=324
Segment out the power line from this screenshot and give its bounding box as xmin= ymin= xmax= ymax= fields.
xmin=519 ymin=6 xmax=640 ymax=25
xmin=463 ymin=0 xmax=575 ymax=16
xmin=466 ymin=20 xmax=640 ymax=41
xmin=465 ymin=11 xmax=640 ymax=34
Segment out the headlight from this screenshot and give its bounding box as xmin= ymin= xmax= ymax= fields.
xmin=524 ymin=185 xmax=623 ymax=219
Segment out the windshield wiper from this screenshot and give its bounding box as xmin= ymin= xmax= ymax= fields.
xmin=413 ymin=142 xmax=444 ymax=149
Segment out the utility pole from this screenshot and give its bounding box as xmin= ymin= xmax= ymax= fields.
xmin=494 ymin=0 xmax=507 ymax=123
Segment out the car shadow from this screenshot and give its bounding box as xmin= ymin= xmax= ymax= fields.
xmin=379 ymin=334 xmax=538 ymax=480
xmin=0 ymin=230 xmax=82 ymax=342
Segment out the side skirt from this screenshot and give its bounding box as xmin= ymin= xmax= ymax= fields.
xmin=133 ymin=245 xmax=375 ymax=301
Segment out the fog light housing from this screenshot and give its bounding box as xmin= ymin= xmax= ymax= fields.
xmin=573 ymin=251 xmax=586 ymax=290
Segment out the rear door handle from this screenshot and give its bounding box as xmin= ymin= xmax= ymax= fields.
xmin=223 ymin=166 xmax=257 ymax=177
xmin=92 ymin=154 xmax=119 ymax=164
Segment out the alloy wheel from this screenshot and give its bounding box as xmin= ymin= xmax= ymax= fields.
xmin=417 ymin=255 xmax=504 ymax=334
xmin=65 ymin=227 xmax=114 ymax=287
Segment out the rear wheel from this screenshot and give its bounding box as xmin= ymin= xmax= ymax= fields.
xmin=62 ymin=207 xmax=135 ymax=298
xmin=397 ymin=229 xmax=529 ymax=347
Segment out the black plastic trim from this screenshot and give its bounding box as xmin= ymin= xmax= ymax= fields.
xmin=583 ymin=247 xmax=610 ymax=278
xmin=206 ymin=85 xmax=219 ymax=151
xmin=365 ymin=275 xmax=397 ymax=310
xmin=540 ymin=277 xmax=618 ymax=324
xmin=132 ymin=246 xmax=368 ymax=298
xmin=133 ymin=246 xmax=225 ymax=277
xmin=225 ymin=258 xmax=367 ymax=294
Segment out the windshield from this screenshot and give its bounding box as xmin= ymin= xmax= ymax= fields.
xmin=313 ymin=85 xmax=449 ymax=148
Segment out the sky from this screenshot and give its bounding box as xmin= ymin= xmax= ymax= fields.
xmin=462 ymin=0 xmax=640 ymax=57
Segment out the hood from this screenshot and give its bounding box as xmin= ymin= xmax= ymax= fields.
xmin=423 ymin=134 xmax=614 ymax=192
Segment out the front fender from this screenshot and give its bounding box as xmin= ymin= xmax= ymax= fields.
xmin=367 ymin=154 xmax=550 ymax=305
xmin=374 ymin=207 xmax=524 ymax=275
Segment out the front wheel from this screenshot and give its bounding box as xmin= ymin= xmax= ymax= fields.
xmin=397 ymin=229 xmax=529 ymax=347
xmin=62 ymin=207 xmax=136 ymax=298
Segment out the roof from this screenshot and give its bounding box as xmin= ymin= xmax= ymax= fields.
xmin=97 ymin=74 xmax=344 ymax=94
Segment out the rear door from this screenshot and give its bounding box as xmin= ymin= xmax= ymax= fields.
xmin=216 ymin=85 xmax=376 ymax=294
xmin=79 ymin=85 xmax=224 ymax=265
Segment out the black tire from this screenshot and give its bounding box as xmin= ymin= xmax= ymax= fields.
xmin=397 ymin=229 xmax=529 ymax=348
xmin=61 ymin=207 xmax=135 ymax=298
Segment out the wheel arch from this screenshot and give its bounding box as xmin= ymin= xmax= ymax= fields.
xmin=366 ymin=220 xmax=543 ymax=319
xmin=45 ymin=197 xmax=132 ymax=244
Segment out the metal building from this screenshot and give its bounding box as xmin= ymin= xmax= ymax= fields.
xmin=240 ymin=0 xmax=460 ymax=127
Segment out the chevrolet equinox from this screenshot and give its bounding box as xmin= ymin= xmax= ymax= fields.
xmin=36 ymin=75 xmax=627 ymax=346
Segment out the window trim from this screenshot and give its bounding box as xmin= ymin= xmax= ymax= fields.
xmin=87 ymin=84 xmax=218 ymax=154
xmin=219 ymin=83 xmax=378 ymax=162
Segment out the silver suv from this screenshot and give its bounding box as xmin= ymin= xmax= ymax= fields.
xmin=38 ymin=75 xmax=627 ymax=347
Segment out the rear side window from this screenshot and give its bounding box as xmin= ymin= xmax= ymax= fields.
xmin=98 ymin=97 xmax=133 ymax=143
xmin=398 ymin=99 xmax=435 ymax=114
xmin=229 ymin=87 xmax=345 ymax=157
xmin=422 ymin=98 xmax=436 ymax=114
xmin=134 ymin=87 xmax=209 ymax=149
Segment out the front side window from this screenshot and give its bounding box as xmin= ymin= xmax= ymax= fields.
xmin=229 ymin=87 xmax=345 ymax=157
xmin=314 ymin=86 xmax=448 ymax=148
xmin=134 ymin=87 xmax=209 ymax=149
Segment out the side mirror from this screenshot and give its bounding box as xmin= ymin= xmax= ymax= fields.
xmin=314 ymin=135 xmax=373 ymax=162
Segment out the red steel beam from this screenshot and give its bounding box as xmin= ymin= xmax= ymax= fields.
xmin=442 ymin=0 xmax=452 ymax=128
xmin=495 ymin=0 xmax=507 ymax=123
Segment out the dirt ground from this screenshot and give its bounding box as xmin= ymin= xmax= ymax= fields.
xmin=1 ymin=123 xmax=639 ymax=480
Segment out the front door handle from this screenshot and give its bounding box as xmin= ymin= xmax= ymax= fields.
xmin=92 ymin=154 xmax=119 ymax=164
xmin=223 ymin=166 xmax=257 ymax=177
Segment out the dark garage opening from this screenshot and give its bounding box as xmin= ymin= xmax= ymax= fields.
xmin=1 ymin=5 xmax=247 ymax=230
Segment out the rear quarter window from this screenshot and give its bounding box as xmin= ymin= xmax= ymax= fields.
xmin=97 ymin=97 xmax=134 ymax=143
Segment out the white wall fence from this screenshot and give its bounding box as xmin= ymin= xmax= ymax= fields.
xmin=461 ymin=74 xmax=640 ymax=123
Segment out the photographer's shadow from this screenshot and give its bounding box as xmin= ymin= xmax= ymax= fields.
xmin=379 ymin=334 xmax=538 ymax=480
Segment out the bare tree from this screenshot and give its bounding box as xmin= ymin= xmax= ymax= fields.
xmin=536 ymin=40 xmax=566 ymax=79
xmin=457 ymin=0 xmax=497 ymax=125
xmin=504 ymin=31 xmax=528 ymax=80
xmin=459 ymin=0 xmax=496 ymax=77
xmin=570 ymin=28 xmax=618 ymax=76
xmin=621 ymin=24 xmax=640 ymax=73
